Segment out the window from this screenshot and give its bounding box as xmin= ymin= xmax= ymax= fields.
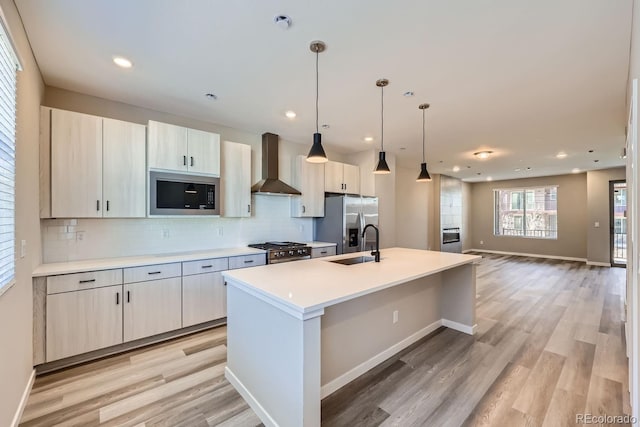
xmin=494 ymin=186 xmax=558 ymax=239
xmin=0 ymin=18 xmax=20 ymax=295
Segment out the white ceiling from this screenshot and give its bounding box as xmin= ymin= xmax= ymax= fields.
xmin=15 ymin=0 xmax=633 ymax=182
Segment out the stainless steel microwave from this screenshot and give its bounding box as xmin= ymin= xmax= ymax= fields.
xmin=149 ymin=171 xmax=220 ymax=216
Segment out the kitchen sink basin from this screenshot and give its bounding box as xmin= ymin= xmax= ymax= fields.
xmin=329 ymin=256 xmax=376 ymax=265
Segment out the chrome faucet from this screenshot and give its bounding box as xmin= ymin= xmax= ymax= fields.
xmin=362 ymin=224 xmax=381 ymax=262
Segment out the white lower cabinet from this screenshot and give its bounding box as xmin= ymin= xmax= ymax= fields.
xmin=182 ymin=272 xmax=226 ymax=327
xmin=311 ymin=246 xmax=337 ymax=258
xmin=46 ymin=285 xmax=123 ymax=361
xmin=124 ymin=277 xmax=182 ymax=342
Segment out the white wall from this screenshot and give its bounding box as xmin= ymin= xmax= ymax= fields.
xmin=0 ymin=1 xmax=45 ymax=425
xmin=394 ymin=167 xmax=432 ymax=250
xmin=42 ymin=196 xmax=312 ymax=262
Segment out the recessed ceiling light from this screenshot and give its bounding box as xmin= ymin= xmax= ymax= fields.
xmin=452 ymin=166 xmax=460 ymax=172
xmin=403 ymin=91 xmax=414 ymax=97
xmin=364 ymin=136 xmax=374 ymax=142
xmin=594 ymin=159 xmax=599 ymax=163
xmin=274 ymin=15 xmax=292 ymax=29
xmin=321 ymin=124 xmax=330 ymax=129
xmin=285 ymin=110 xmax=296 ymax=119
xmin=477 ymin=172 xmax=482 ymax=175
xmin=556 ymin=152 xmax=567 ymax=159
xmin=113 ymin=56 xmax=133 ymax=68
xmin=474 ymin=150 xmax=493 ymax=160
xmin=514 ymin=168 xmax=521 ymax=172
xmin=526 ymin=167 xmax=532 ymax=171
xmin=572 ymin=168 xmax=581 ymax=173
xmin=204 ymin=93 xmax=217 ymax=100
xmin=588 ymin=149 xmax=594 ymax=153
xmin=487 ymin=177 xmax=493 ymax=181
xmin=400 ymin=147 xmax=406 ymax=150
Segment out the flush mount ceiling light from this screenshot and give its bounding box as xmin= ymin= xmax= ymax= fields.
xmin=204 ymin=93 xmax=217 ymax=100
xmin=473 ymin=150 xmax=493 ymax=160
xmin=364 ymin=136 xmax=374 ymax=142
xmin=556 ymin=152 xmax=567 ymax=159
xmin=452 ymin=166 xmax=461 ymax=172
xmin=113 ymin=56 xmax=133 ymax=68
xmin=374 ymin=78 xmax=391 ymax=174
xmin=416 ymin=103 xmax=432 ymax=182
xmin=285 ymin=110 xmax=297 ymax=119
xmin=572 ymin=168 xmax=581 ymax=173
xmin=486 ymin=176 xmax=493 ymax=181
xmin=306 ymin=41 xmax=328 ymax=163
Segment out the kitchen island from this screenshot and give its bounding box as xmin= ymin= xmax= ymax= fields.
xmin=222 ymin=247 xmax=481 ymax=427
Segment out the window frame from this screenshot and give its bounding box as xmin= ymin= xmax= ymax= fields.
xmin=493 ymin=185 xmax=559 ymax=240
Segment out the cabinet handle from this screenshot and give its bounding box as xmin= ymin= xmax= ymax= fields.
xmin=244 ymin=260 xmax=254 ymax=264
xmin=96 ymin=200 xmax=100 ymax=211
xmin=190 ymin=156 xmax=194 ymax=167
xmin=248 ymin=204 xmax=251 ymax=213
xmin=116 ymin=292 xmax=120 ymax=305
xmin=302 ymin=205 xmax=306 ymax=213
xmin=106 ymin=200 xmax=110 ymax=212
xmin=79 ymin=279 xmax=96 ymax=284
xmin=127 ymin=291 xmax=130 ymax=303
xmin=201 ymin=265 xmax=213 ymax=269
xmin=321 ymin=251 xmax=328 ymax=254
xmin=183 ymin=155 xmax=187 ymax=166
xmin=147 ymin=271 xmax=162 ymax=275
xmin=224 ymin=281 xmax=227 ymax=286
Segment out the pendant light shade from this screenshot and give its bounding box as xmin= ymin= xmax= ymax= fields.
xmin=306 ymin=41 xmax=328 ymax=163
xmin=374 ymin=78 xmax=391 ymax=174
xmin=416 ymin=103 xmax=432 ymax=182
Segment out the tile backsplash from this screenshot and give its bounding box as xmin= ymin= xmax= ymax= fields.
xmin=42 ymin=196 xmax=313 ymax=263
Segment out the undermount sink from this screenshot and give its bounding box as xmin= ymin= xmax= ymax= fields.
xmin=329 ymin=256 xmax=376 ymax=265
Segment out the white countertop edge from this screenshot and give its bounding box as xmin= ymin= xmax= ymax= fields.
xmin=305 ymin=241 xmax=338 ymax=248
xmin=33 ymin=247 xmax=267 ymax=277
xmin=223 ymin=254 xmax=479 ymax=315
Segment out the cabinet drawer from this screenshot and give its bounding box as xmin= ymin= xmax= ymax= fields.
xmin=47 ymin=269 xmax=123 ymax=295
xmin=312 ymin=246 xmax=336 ymax=258
xmin=228 ymin=254 xmax=266 ymax=269
xmin=183 ymin=257 xmax=229 ymax=276
xmin=124 ymin=262 xmax=182 ymax=284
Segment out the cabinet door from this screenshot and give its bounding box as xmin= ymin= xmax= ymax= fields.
xmin=292 ymin=156 xmax=325 ymax=217
xmin=343 ymin=164 xmax=361 ymax=195
xmin=147 ymin=121 xmax=188 ymax=172
xmin=46 ymin=285 xmax=122 ymax=361
xmin=182 ymin=272 xmax=226 ymax=327
xmin=187 ymin=128 xmax=220 ymax=175
xmin=103 ymin=118 xmax=146 ymax=217
xmin=51 ymin=109 xmax=103 ymax=218
xmin=221 ymin=141 xmax=251 ymax=217
xmin=124 ymin=277 xmax=182 ymax=342
xmin=324 ymin=161 xmax=344 ymax=193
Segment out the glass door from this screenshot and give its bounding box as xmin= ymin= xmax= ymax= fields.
xmin=611 ymin=180 xmax=627 ymax=267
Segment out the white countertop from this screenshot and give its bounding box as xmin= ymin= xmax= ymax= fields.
xmin=33 ymin=247 xmax=266 ymax=277
xmin=223 ymin=247 xmax=481 ymax=315
xmin=305 ymin=241 xmax=337 ymax=248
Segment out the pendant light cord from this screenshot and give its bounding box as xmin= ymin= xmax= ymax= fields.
xmin=315 ymin=50 xmax=319 ymax=134
xmin=422 ymin=109 xmax=425 ymax=162
xmin=380 ymin=84 xmax=384 ymax=151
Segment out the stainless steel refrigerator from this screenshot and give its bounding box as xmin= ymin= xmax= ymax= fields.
xmin=314 ymin=195 xmax=379 ymax=254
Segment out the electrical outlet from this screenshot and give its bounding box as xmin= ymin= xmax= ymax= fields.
xmin=162 ymin=229 xmax=170 ymax=239
xmin=594 ymin=221 xmax=600 ymax=228
xmin=20 ymin=240 xmax=26 ymax=258
xmin=480 ymin=240 xmax=484 ymax=245
xmin=76 ymin=231 xmax=85 ymax=241
xmin=393 ymin=310 xmax=399 ymax=324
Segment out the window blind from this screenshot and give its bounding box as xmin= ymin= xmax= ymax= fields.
xmin=0 ymin=24 xmax=18 ymax=293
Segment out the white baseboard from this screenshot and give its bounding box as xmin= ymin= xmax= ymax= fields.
xmin=442 ymin=319 xmax=477 ymax=335
xmin=586 ymin=261 xmax=612 ymax=267
xmin=11 ymin=369 xmax=35 ymax=427
xmin=321 ymin=319 xmax=443 ymax=399
xmin=467 ymin=248 xmax=587 ymax=263
xmin=225 ymin=366 xmax=277 ymax=427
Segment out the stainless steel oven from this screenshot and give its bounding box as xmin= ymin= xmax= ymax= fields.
xmin=150 ymin=171 xmax=220 ymax=216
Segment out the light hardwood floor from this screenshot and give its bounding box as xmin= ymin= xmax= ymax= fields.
xmin=20 ymin=253 xmax=629 ymax=426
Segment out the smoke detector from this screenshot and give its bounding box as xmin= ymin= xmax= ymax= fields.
xmin=274 ymin=15 xmax=292 ymax=29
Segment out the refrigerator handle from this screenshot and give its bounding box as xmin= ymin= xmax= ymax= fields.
xmin=359 ymin=211 xmax=365 ymax=251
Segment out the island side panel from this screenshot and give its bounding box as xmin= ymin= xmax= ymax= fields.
xmin=320 ymin=274 xmax=442 ymax=397
xmin=225 ymin=281 xmax=322 ymax=427
xmin=440 ymin=263 xmax=477 ymax=334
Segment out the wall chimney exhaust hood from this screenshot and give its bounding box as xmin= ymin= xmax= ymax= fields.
xmin=251 ymin=133 xmax=302 ymax=196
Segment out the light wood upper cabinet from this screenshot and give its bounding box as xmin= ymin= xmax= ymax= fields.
xmin=182 ymin=271 xmax=226 ymax=327
xmin=147 ymin=121 xmax=188 ymax=172
xmin=221 ymin=141 xmax=251 ymax=217
xmin=324 ymin=160 xmax=360 ymax=195
xmin=50 ymin=109 xmax=103 ymax=218
xmin=102 ymin=118 xmax=146 ymax=218
xmin=46 ymin=285 xmax=123 ymax=361
xmin=147 ymin=121 xmax=220 ymax=176
xmin=123 ymin=277 xmax=182 ymax=342
xmin=291 ymin=155 xmax=325 ymax=217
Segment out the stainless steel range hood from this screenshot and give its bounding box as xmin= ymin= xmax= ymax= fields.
xmin=251 ymin=133 xmax=301 ymax=196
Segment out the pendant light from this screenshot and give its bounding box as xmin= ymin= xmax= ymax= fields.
xmin=416 ymin=103 xmax=432 ymax=182
xmin=306 ymin=41 xmax=328 ymax=163
xmin=374 ymin=78 xmax=391 ymax=174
